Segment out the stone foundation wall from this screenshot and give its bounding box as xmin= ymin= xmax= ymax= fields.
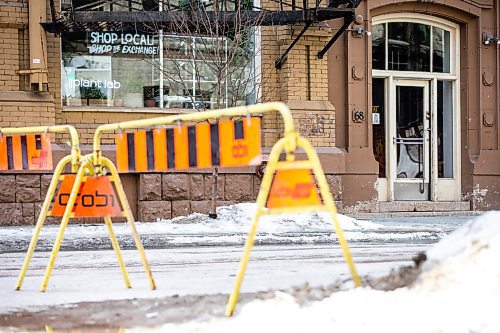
xmin=0 ymin=174 xmax=50 ymax=225
xmin=137 ymin=173 xmax=261 ymax=221
xmin=0 ymin=169 xmax=344 ymax=226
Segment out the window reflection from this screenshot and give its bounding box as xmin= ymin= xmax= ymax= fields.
xmin=372 ymin=24 xmax=385 ymax=70
xmin=437 ymin=80 xmax=453 ymax=177
xmin=388 ymin=23 xmax=430 ymax=72
xmin=372 ymin=78 xmax=386 ymax=177
xmin=373 ymin=21 xmax=452 ymax=73
xmin=433 ymin=27 xmax=450 ymax=73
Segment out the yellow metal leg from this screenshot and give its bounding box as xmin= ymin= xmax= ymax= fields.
xmin=104 ymin=158 xmax=156 ymax=290
xmin=225 ymin=138 xmax=286 ymax=316
xmin=15 ymin=156 xmax=73 ymax=291
xmin=225 ymin=211 xmax=262 ymax=317
xmin=40 ymin=163 xmax=87 ymax=292
xmin=299 ymin=137 xmax=361 ymax=287
xmin=329 ymin=209 xmax=361 ymax=287
xmin=104 ymin=216 xmax=131 ymax=288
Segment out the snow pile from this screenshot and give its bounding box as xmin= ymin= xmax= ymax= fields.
xmin=1 ymin=203 xmax=453 ymax=252
xmin=163 ymin=202 xmax=383 ymax=233
xmin=1 ymin=203 xmax=394 ymax=251
xmin=131 ymin=211 xmax=500 ymax=333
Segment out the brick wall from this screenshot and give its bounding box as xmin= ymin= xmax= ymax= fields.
xmin=0 ymin=0 xmax=343 ymax=225
xmin=0 ymin=92 xmax=55 ymax=127
xmin=0 ymin=1 xmax=28 ymax=91
xmin=138 ymin=173 xmax=260 ymax=221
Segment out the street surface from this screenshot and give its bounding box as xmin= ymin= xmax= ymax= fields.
xmin=0 ymin=213 xmax=475 ymax=330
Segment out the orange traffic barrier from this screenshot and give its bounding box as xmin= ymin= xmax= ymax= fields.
xmin=49 ymin=175 xmax=123 ymax=218
xmin=115 ymin=117 xmax=261 ymax=172
xmin=0 ymin=133 xmax=53 ymax=171
xmin=266 ymin=169 xmax=322 ymax=209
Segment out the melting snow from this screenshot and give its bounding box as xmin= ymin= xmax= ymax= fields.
xmin=129 ymin=211 xmax=500 ymax=333
xmin=0 ymin=203 xmax=451 ymax=252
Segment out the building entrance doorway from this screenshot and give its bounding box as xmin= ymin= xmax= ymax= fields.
xmin=392 ymin=80 xmax=430 ymax=200
xmin=371 ymin=14 xmax=461 ymax=202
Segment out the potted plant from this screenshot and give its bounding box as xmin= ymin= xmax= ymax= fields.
xmin=123 ymin=72 xmax=144 ymax=108
xmin=80 ymin=86 xmax=107 ymax=106
xmin=143 ymin=85 xmax=157 ymax=107
xmin=113 ymin=89 xmax=123 ymax=107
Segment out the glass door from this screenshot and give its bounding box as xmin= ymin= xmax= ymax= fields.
xmin=391 ymin=80 xmax=430 ymax=200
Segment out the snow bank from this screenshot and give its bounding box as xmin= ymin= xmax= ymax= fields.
xmin=0 ymin=204 xmax=391 ymax=251
xmin=131 ymin=211 xmax=500 ymax=333
xmin=163 ymin=202 xmax=384 ymax=233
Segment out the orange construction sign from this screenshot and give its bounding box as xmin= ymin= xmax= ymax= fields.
xmin=266 ymin=169 xmax=321 ymax=209
xmin=0 ymin=133 xmax=53 ymax=171
xmin=50 ymin=175 xmax=123 ymax=217
xmin=116 ymin=117 xmax=261 ymax=172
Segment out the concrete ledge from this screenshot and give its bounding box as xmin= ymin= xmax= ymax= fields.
xmin=0 ymin=91 xmax=53 ymax=103
xmin=345 ymin=201 xmax=472 ymax=214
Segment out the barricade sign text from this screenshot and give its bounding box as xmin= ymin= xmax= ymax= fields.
xmin=50 ymin=175 xmax=123 ymax=217
xmin=266 ymin=169 xmax=321 ymax=209
xmin=0 ymin=133 xmax=53 ymax=171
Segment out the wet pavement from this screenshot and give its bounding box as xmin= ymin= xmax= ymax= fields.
xmin=0 ymin=213 xmax=476 ymax=331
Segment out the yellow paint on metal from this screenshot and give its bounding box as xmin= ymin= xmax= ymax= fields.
xmin=102 ymin=156 xmax=156 ymax=290
xmin=10 ymin=123 xmax=155 ymax=291
xmin=0 ymin=125 xmax=80 ymax=172
xmin=40 ymin=155 xmax=92 ymax=292
xmin=104 ymin=216 xmax=131 ymax=289
xmin=15 ymin=155 xmax=73 ymax=291
xmin=224 ymin=133 xmax=361 ymax=317
xmin=14 ymin=102 xmax=357 ymax=304
xmin=92 ymin=102 xmax=296 ymax=166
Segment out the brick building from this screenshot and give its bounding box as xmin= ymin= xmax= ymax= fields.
xmin=1 ymin=0 xmax=499 ymax=225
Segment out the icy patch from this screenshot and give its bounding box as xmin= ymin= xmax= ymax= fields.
xmin=0 ymin=203 xmax=457 ymax=252
xmin=130 ymin=211 xmax=500 ymax=333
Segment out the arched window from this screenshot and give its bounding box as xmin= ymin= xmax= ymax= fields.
xmin=372 ymin=21 xmax=451 ymax=73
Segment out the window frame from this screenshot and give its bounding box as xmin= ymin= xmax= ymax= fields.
xmin=372 ymin=13 xmax=459 ymax=79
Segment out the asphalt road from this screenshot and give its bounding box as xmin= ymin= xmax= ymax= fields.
xmin=0 ymin=214 xmax=476 ymax=331
xmin=1 ymin=242 xmax=427 ymax=313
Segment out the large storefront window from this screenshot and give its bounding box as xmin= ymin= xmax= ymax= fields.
xmin=62 ymin=32 xmax=161 ymax=108
xmin=62 ymin=31 xmax=256 ymax=109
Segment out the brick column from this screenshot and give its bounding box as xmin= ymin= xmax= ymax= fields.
xmin=273 ymin=23 xmax=336 ymax=147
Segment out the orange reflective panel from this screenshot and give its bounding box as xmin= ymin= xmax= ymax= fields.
xmin=266 ymin=169 xmax=321 ymax=209
xmin=219 ymin=117 xmax=261 ymax=167
xmin=73 ymin=176 xmax=123 ymax=217
xmin=153 ymin=128 xmax=167 ymax=171
xmin=174 ymin=125 xmax=189 ymax=169
xmin=27 ymin=134 xmax=53 ymax=170
xmin=51 ymin=175 xmax=123 ymax=217
xmin=134 ymin=131 xmax=148 ymax=172
xmin=0 ymin=136 xmax=7 ymax=171
xmin=195 ymin=122 xmax=212 ymax=169
xmin=115 ymin=133 xmax=129 ymax=173
xmin=12 ymin=135 xmax=23 ymax=170
xmin=50 ymin=175 xmax=83 ymax=217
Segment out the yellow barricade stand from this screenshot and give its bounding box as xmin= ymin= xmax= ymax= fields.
xmin=10 ymin=125 xmax=156 ymax=292
xmin=89 ymin=102 xmax=361 ymax=315
xmin=12 ymin=103 xmax=359 ymax=312
xmin=0 ymin=125 xmax=80 ymax=291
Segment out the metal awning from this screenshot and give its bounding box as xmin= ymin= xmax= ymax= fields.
xmin=44 ymin=0 xmax=361 ymax=68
